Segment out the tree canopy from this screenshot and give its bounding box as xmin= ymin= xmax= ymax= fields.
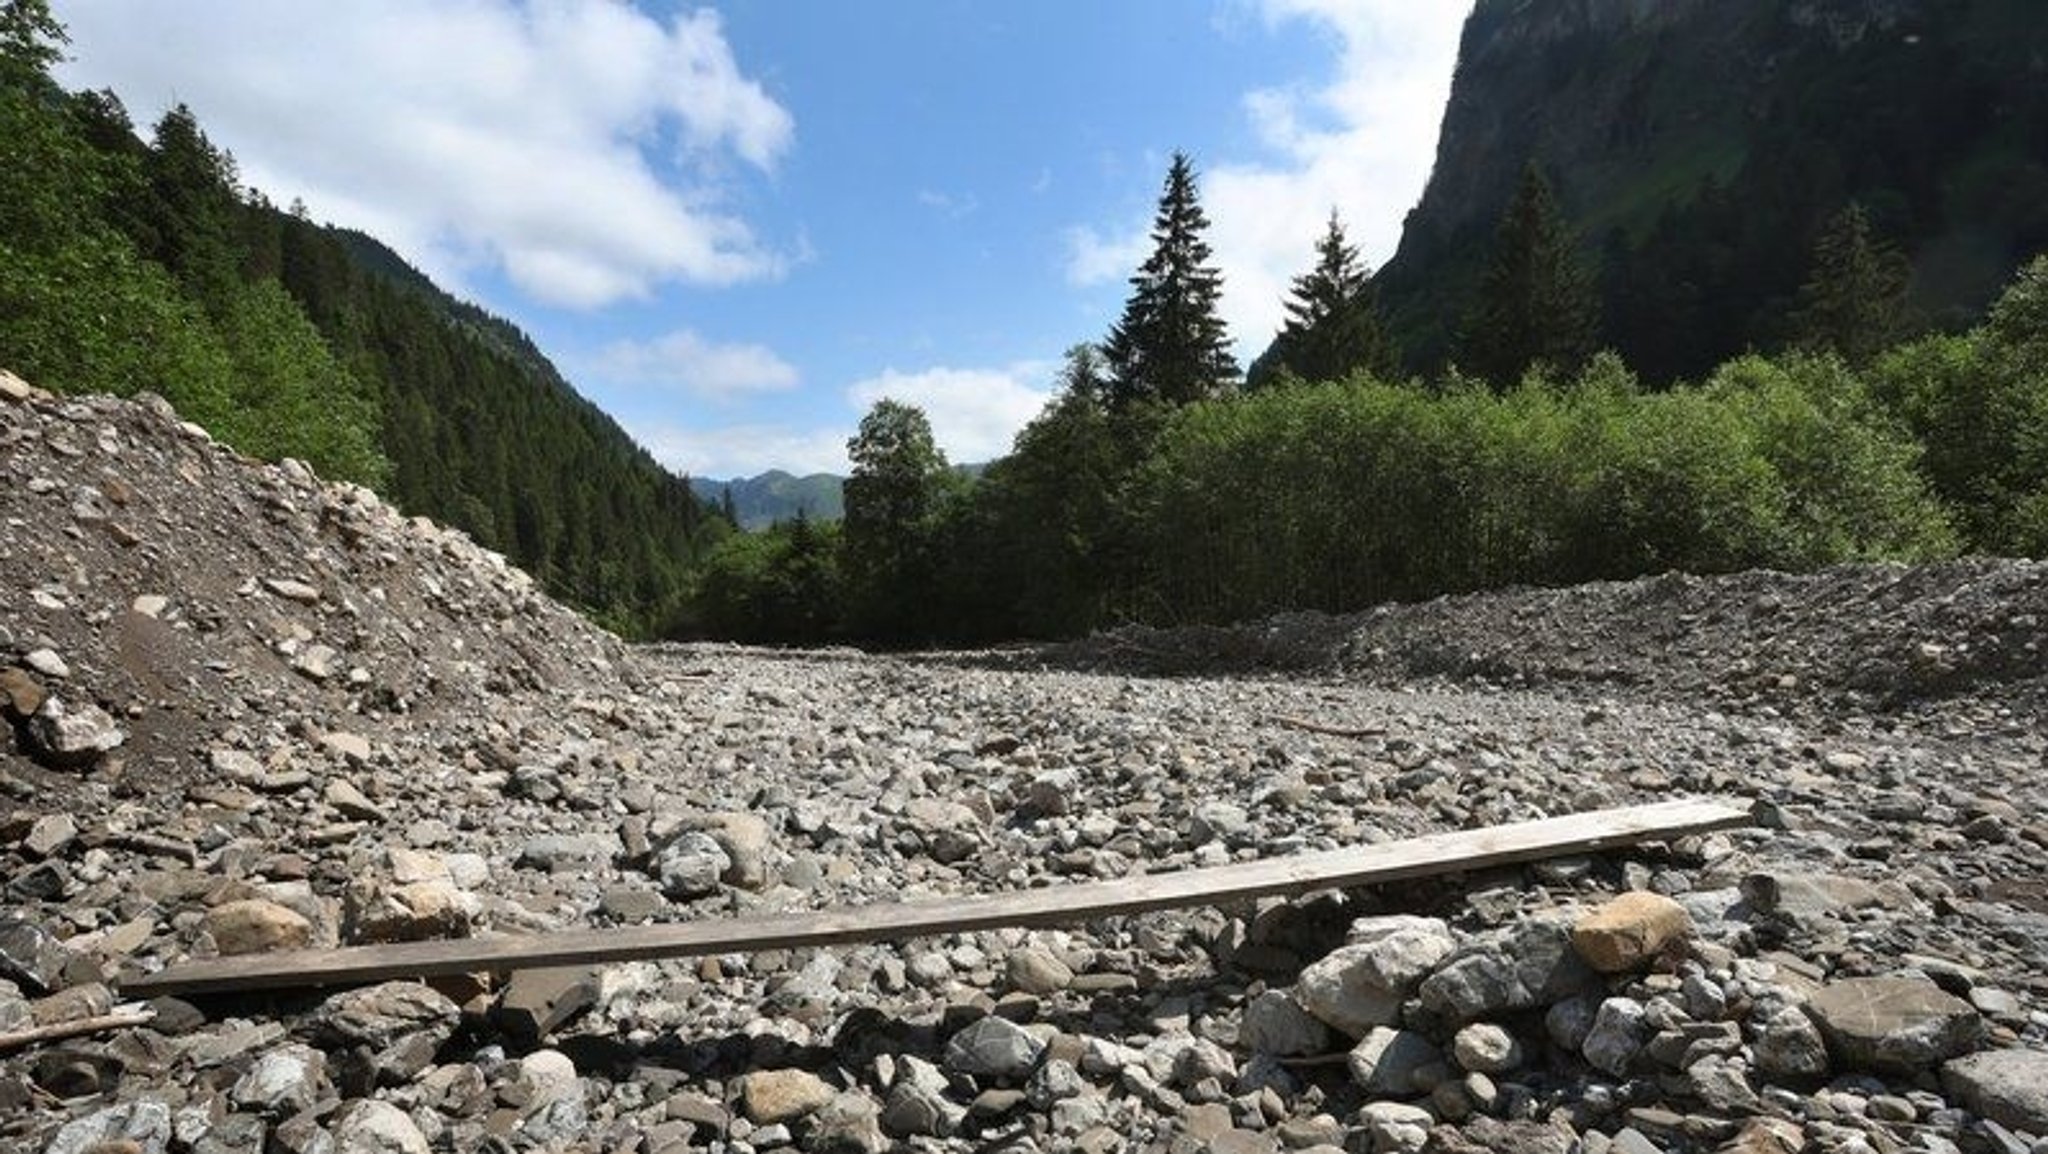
xmin=1460 ymin=162 xmax=1599 ymax=387
xmin=1249 ymin=211 xmax=1395 ymax=388
xmin=1103 ymin=152 xmax=1238 ymax=410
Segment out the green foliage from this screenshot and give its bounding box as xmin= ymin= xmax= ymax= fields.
xmin=1791 ymin=203 xmax=1909 ymax=365
xmin=841 ymin=399 xmax=954 ymax=642
xmin=958 ymin=370 xmax=1127 ymax=637
xmin=1250 ymin=211 xmax=1395 ymax=388
xmin=0 ymin=0 xmax=62 ymax=88
xmin=0 ymin=15 xmax=715 ymax=637
xmin=694 ymin=517 xmax=844 ymax=644
xmin=1127 ymin=352 xmax=1950 ymax=624
xmin=1460 ymin=163 xmax=1598 ymax=387
xmin=211 ymin=279 xmax=388 ymax=488
xmin=1103 ymin=152 xmax=1238 ymax=410
xmin=1872 ymin=255 xmax=2048 ymax=555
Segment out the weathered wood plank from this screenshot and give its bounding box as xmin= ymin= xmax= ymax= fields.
xmin=124 ymin=797 xmax=1748 ymax=997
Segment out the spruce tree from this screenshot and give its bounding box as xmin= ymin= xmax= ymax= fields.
xmin=1791 ymin=202 xmax=1909 ymax=365
xmin=1250 ymin=210 xmax=1394 ymax=388
xmin=1103 ymin=152 xmax=1238 ymax=409
xmin=1461 ymin=162 xmax=1597 ymax=387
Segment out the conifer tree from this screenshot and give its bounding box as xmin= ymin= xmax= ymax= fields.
xmin=1250 ymin=210 xmax=1394 ymax=387
xmin=1791 ymin=202 xmax=1909 ymax=365
xmin=1461 ymin=162 xmax=1597 ymax=387
xmin=1103 ymin=152 xmax=1238 ymax=409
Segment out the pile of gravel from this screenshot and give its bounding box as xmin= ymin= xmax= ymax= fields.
xmin=4 ymin=374 xmax=2045 ymax=1154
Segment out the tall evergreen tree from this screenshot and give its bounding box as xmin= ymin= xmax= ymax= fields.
xmin=1103 ymin=152 xmax=1238 ymax=409
xmin=1250 ymin=210 xmax=1394 ymax=388
xmin=1460 ymin=162 xmax=1598 ymax=387
xmin=1791 ymin=202 xmax=1909 ymax=365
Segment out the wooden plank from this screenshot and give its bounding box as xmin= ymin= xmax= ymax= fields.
xmin=124 ymin=797 xmax=1748 ymax=997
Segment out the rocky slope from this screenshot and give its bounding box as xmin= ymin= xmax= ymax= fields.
xmin=1364 ymin=0 xmax=2048 ymax=377
xmin=3 ymin=372 xmax=2046 ymax=1154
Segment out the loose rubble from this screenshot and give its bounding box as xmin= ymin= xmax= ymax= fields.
xmin=3 ymin=377 xmax=2047 ymax=1153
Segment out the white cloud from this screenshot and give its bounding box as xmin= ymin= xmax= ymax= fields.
xmin=917 ymin=189 xmax=980 ymax=219
xmin=593 ymin=330 xmax=800 ymax=401
xmin=1064 ymin=224 xmax=1150 ymax=287
xmin=847 ymin=363 xmax=1056 ymax=465
xmin=1062 ymin=3 xmax=1466 ymax=355
xmin=633 ymin=422 xmax=853 ymax=480
xmin=51 ymin=0 xmax=794 ymax=308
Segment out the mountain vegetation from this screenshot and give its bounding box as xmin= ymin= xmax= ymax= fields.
xmin=689 ymin=471 xmax=846 ymax=531
xmin=698 ymin=0 xmax=2048 ymax=648
xmin=1369 ymin=0 xmax=2048 ymax=384
xmin=0 ymin=1 xmax=724 ymax=637
xmin=9 ymin=0 xmax=2048 ymax=653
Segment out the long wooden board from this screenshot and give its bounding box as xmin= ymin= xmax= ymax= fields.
xmin=124 ymin=797 xmax=1748 ymax=997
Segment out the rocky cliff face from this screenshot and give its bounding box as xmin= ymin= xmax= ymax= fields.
xmin=1371 ymin=0 xmax=2048 ymax=378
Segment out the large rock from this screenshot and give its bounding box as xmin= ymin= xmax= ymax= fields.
xmin=231 ymin=1043 xmax=329 ymax=1117
xmin=342 ymin=878 xmax=476 ymax=943
xmin=26 ymin=696 xmax=126 ymax=767
xmin=497 ymin=966 xmax=600 ymax=1042
xmin=332 ymin=1099 xmax=431 ymax=1154
xmin=0 ymin=916 xmax=76 ymax=992
xmin=653 ymin=831 xmax=730 ymax=899
xmin=41 ymin=1099 xmax=173 ymax=1154
xmin=1753 ymin=1004 xmax=1830 ymax=1080
xmin=1419 ymin=918 xmax=1598 ymax=1021
xmin=1583 ymin=997 xmax=1649 ymax=1076
xmin=1346 ymin=1026 xmax=1441 ymax=1096
xmin=1570 ymin=892 xmax=1691 ymax=973
xmin=205 ymin=899 xmax=313 ymax=955
xmin=1295 ymin=915 xmax=1455 ymax=1036
xmin=944 ymin=1015 xmax=1046 ymax=1081
xmin=312 ymin=981 xmax=460 ymax=1086
xmin=708 ymin=811 xmax=776 ymax=890
xmin=1804 ymin=977 xmax=1982 ymax=1072
xmin=1941 ymin=1048 xmax=2048 ymax=1134
xmin=740 ymin=1068 xmax=837 ymax=1125
xmin=1239 ymin=989 xmax=1332 ymax=1056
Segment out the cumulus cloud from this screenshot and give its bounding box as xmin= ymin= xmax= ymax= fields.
xmin=1064 ymin=3 xmax=1465 ymax=354
xmin=51 ymin=0 xmax=794 ymax=308
xmin=1064 ymin=223 xmax=1152 ymax=288
xmin=847 ymin=362 xmax=1056 ymax=465
xmin=593 ymin=330 xmax=800 ymax=401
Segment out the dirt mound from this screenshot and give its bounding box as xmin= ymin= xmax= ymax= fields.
xmin=1043 ymin=562 xmax=2048 ymax=713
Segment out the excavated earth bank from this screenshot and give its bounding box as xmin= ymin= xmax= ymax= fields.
xmin=3 ymin=374 xmax=2046 ymax=1154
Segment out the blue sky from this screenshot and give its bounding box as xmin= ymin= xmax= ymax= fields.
xmin=52 ymin=1 xmax=1468 ymax=477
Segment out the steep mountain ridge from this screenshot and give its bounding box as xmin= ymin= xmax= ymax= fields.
xmin=1370 ymin=0 xmax=2048 ymax=380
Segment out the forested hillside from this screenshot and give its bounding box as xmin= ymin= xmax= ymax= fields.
xmin=1368 ymin=0 xmax=2048 ymax=382
xmin=690 ymin=471 xmax=846 ymax=531
xmin=0 ymin=5 xmax=723 ymax=636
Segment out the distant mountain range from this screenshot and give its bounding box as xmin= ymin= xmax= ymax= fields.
xmin=691 ymin=471 xmax=845 ymax=530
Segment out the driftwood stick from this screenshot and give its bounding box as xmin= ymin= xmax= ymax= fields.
xmin=0 ymin=1010 xmax=156 ymax=1053
xmin=1270 ymin=715 xmax=1387 ymax=739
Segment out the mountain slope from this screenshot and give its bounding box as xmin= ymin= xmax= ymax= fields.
xmin=691 ymin=470 xmax=847 ymax=530
xmin=0 ymin=28 xmax=725 ymax=638
xmin=1369 ymin=0 xmax=2048 ymax=382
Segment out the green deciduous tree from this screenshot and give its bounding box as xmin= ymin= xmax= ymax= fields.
xmin=841 ymin=398 xmax=953 ymax=641
xmin=1791 ymin=202 xmax=1910 ymax=365
xmin=1461 ymin=162 xmax=1598 ymax=387
xmin=1104 ymin=152 xmax=1238 ymax=410
xmin=1249 ymin=211 xmax=1395 ymax=388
